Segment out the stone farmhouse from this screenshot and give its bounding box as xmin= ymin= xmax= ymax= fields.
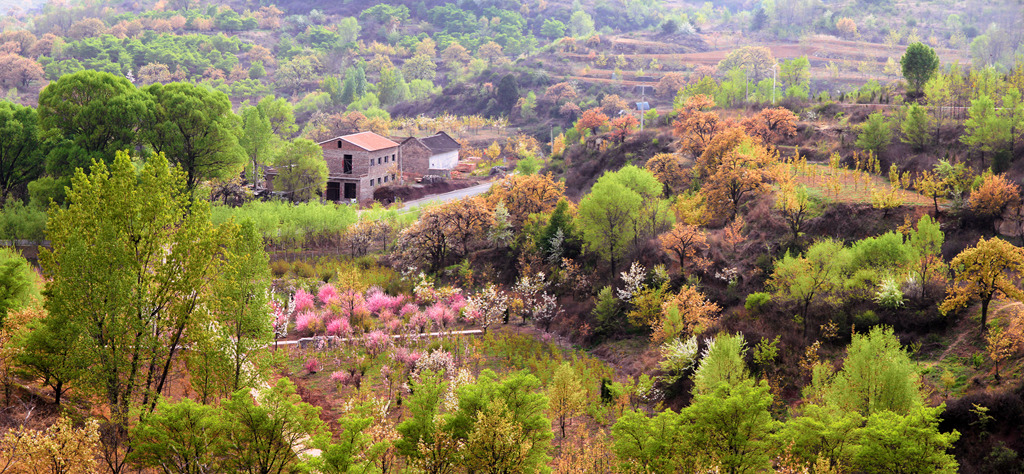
xmin=399 ymin=131 xmax=462 ymax=178
xmin=266 ymin=130 xmax=464 ymax=203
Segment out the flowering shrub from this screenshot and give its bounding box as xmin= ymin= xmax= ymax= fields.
xmin=294 ymin=289 xmax=316 ymax=312
xmin=386 ymin=318 xmax=402 ymax=333
xmin=408 ymin=311 xmax=430 ymax=332
xmin=414 ymin=349 xmax=455 ymax=376
xmin=318 ymin=284 xmax=339 ymax=305
xmin=305 ymin=357 xmax=321 ymax=373
xmin=331 ymin=370 xmax=350 ymax=385
xmin=295 ymin=311 xmax=323 ymax=334
xmin=326 ymin=317 xmax=351 ymax=337
xmin=465 ymin=284 xmax=509 ymax=332
xmin=365 ymin=289 xmax=391 ymax=314
xmin=392 ymin=347 xmax=422 ymax=369
xmin=364 ymin=330 xmax=390 ymax=356
xmin=270 ymin=301 xmax=289 ymax=338
xmin=399 ymin=303 xmax=418 ymax=317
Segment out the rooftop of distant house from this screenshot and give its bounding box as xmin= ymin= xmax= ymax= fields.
xmin=320 ymin=131 xmax=399 ymax=152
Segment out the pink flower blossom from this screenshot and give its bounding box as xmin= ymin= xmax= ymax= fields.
xmin=318 ymin=284 xmax=339 ymax=305
xmin=295 ymin=311 xmax=321 ymax=334
xmin=331 ymin=371 xmax=350 ymax=384
xmin=305 ymin=357 xmax=321 ymax=373
xmin=541 ymin=332 xmax=553 ymax=343
xmin=379 ymin=309 xmax=396 ymax=322
xmin=446 ymin=293 xmax=466 ymax=312
xmin=392 ymin=347 xmax=422 ymax=368
xmin=408 ymin=312 xmax=430 ymax=332
xmin=386 ymin=294 xmax=406 ymax=312
xmin=364 ymin=330 xmax=389 ymax=354
xmin=326 ymin=318 xmax=351 ymax=337
xmin=386 ymin=318 xmax=402 ymax=333
xmin=427 ymin=303 xmax=452 ymax=328
xmin=294 ymin=289 xmax=315 ymax=312
xmin=399 ymin=303 xmax=419 ymax=317
xmin=365 ymin=289 xmax=390 ymax=314
xmin=337 ymin=291 xmax=367 ymax=318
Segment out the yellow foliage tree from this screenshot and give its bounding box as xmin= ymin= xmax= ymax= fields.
xmin=0 ymin=417 xmax=101 ymax=474
xmin=486 ymin=174 xmax=566 ymax=229
xmin=940 ymin=237 xmax=1024 ymax=328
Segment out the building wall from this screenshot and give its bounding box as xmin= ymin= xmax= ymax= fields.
xmin=322 ymin=139 xmax=400 ymax=202
xmin=429 ymin=150 xmax=459 ymax=171
xmin=401 ymin=139 xmax=431 ymax=176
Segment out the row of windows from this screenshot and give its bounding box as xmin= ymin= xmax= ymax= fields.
xmin=368 ymin=174 xmax=397 ymax=187
xmin=369 ymin=154 xmax=397 ymax=167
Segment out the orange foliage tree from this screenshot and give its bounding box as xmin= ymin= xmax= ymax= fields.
xmin=741 ymin=107 xmax=798 ymax=147
xmin=659 ymin=223 xmax=710 ymax=275
xmin=0 ymin=53 xmax=43 ymax=89
xmin=600 ymin=94 xmax=629 ymax=116
xmin=673 ymin=94 xmax=723 ymax=158
xmin=653 ymin=285 xmax=721 ymax=342
xmin=940 ymin=237 xmax=1024 ymax=328
xmin=968 ymin=173 xmax=1021 ymax=234
xmin=543 ymin=82 xmax=578 ymax=106
xmin=644 ymin=153 xmax=688 ymax=196
xmin=576 ymin=108 xmax=609 ymax=135
xmin=609 ymin=115 xmax=639 ymax=143
xmin=486 ymin=173 xmax=566 ymax=229
xmin=701 ymin=136 xmax=777 ymax=221
xmin=655 ymin=72 xmax=687 ymax=98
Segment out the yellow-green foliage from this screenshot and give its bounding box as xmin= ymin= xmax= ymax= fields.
xmin=472 ymin=333 xmax=614 ymax=403
xmin=211 ymin=201 xmax=358 ymax=247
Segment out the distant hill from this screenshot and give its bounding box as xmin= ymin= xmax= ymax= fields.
xmin=0 ymin=0 xmax=47 ymax=16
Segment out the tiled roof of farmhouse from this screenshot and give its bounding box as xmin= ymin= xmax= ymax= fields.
xmin=323 ymin=131 xmax=399 ymax=151
xmin=419 ymin=132 xmax=461 ymax=153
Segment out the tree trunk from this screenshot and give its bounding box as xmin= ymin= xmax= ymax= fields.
xmin=981 ymin=297 xmax=991 ymax=329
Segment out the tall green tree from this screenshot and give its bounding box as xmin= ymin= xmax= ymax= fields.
xmin=240 ymin=105 xmax=274 ymax=186
xmin=128 ymin=398 xmax=222 ymax=473
xmin=855 ymin=113 xmax=893 ymax=154
xmin=272 ymin=138 xmax=327 ymax=202
xmin=612 ymin=409 xmax=688 ymax=473
xmin=784 ymin=327 xmax=959 ymax=472
xmin=496 ymin=74 xmax=519 ymax=113
xmin=218 ymin=379 xmax=327 ymax=474
xmin=394 ymin=371 xmax=456 ymax=472
xmin=377 ymin=66 xmax=408 ymax=106
xmin=577 ymin=172 xmax=642 ymax=276
xmin=447 ymin=370 xmax=552 ymax=473
xmin=37 ymin=70 xmax=149 ymax=179
xmin=901 ymin=102 xmax=931 ymax=150
xmin=186 ymin=220 xmax=272 ymax=402
xmin=0 ymin=247 xmax=36 ymax=328
xmin=256 ymin=96 xmax=298 ymax=138
xmin=768 ymin=239 xmax=850 ymax=339
xmin=961 ymin=94 xmax=1009 ymax=162
xmin=0 ymin=102 xmax=43 ymax=203
xmin=40 ymin=152 xmax=230 ymax=471
xmin=143 ymin=82 xmax=247 ymax=193
xmin=901 ymin=42 xmax=940 ymax=93
xmin=683 ymin=377 xmax=779 ymax=473
xmin=820 ymin=326 xmax=922 ymax=416
xmin=691 ymin=333 xmax=749 ymax=396
xmin=547 ymin=362 xmax=587 ymax=438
